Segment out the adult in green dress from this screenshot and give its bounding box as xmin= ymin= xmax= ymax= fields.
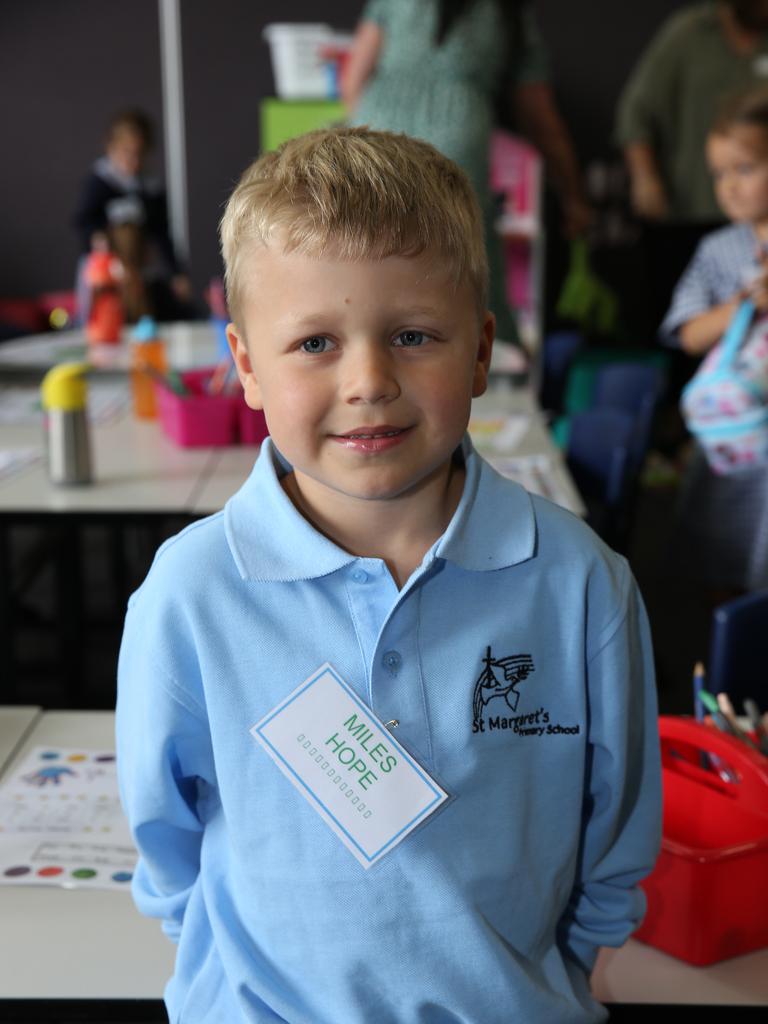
xmin=343 ymin=0 xmax=589 ymax=346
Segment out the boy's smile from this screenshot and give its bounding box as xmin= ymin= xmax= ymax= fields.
xmin=227 ymin=245 xmax=494 ymax=535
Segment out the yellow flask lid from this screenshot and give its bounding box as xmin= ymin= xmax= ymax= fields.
xmin=41 ymin=362 xmax=90 ymax=411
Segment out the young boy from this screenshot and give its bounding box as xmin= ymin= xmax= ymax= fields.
xmin=117 ymin=127 xmax=661 ymax=1024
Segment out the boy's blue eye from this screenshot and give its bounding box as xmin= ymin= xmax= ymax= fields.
xmin=394 ymin=330 xmax=428 ymax=347
xmin=301 ymin=336 xmax=332 ymax=354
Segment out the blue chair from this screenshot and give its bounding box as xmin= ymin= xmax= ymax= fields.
xmin=540 ymin=330 xmax=584 ymax=414
xmin=592 ymin=362 xmax=665 ymax=471
xmin=708 ymin=591 xmax=768 ymax=715
xmin=566 ymin=409 xmax=635 ymax=547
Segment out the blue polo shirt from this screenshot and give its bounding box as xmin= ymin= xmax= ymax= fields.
xmin=117 ymin=437 xmax=661 ymax=1024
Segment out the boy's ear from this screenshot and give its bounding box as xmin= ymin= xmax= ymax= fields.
xmin=226 ymin=323 xmax=263 ymax=410
xmin=471 ymin=311 xmax=495 ymax=398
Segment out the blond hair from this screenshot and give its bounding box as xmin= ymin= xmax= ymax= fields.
xmin=219 ymin=126 xmax=488 ymax=327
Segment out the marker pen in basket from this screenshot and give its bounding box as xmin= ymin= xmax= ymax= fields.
xmin=743 ymin=698 xmax=768 ymax=756
xmin=692 ymin=662 xmax=708 ymax=769
xmin=698 ymin=689 xmax=740 ymax=737
xmin=165 ymin=370 xmax=188 ymax=396
xmin=693 ymin=662 xmax=706 ymax=722
xmin=716 ymin=692 xmax=758 ymax=749
xmin=207 ymin=358 xmax=232 ymax=396
xmin=142 ymin=364 xmax=187 ymax=396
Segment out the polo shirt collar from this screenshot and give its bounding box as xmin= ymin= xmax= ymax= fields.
xmin=224 ymin=436 xmax=536 ymax=582
xmin=435 ymin=436 xmax=536 ymax=571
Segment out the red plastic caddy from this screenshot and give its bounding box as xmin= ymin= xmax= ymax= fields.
xmin=635 ymin=715 xmax=768 ymax=965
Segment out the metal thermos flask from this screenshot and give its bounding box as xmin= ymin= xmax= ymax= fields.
xmin=41 ymin=362 xmax=93 ymax=485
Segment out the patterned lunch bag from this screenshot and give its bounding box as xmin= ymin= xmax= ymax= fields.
xmin=681 ymin=299 xmax=768 ymax=474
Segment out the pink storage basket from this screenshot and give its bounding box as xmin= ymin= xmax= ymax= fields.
xmin=155 ymin=368 xmax=270 ymax=448
xmin=155 ymin=368 xmax=236 ymax=447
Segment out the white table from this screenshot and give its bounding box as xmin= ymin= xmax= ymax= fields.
xmin=0 ymin=710 xmax=175 ymax=999
xmin=1 ymin=709 xmax=766 ymax=1007
xmin=0 ymin=321 xmax=219 ymax=377
xmin=0 ymin=706 xmax=40 ymax=777
xmin=592 ymin=939 xmax=768 ymax=1007
xmin=0 ymin=413 xmax=216 ymax=515
xmin=0 ymin=322 xmax=528 ymax=380
xmin=0 ymin=384 xmax=583 ymax=519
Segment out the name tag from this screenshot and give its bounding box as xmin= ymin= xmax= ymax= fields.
xmin=251 ymin=663 xmax=449 ymax=868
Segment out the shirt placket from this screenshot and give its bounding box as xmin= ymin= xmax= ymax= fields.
xmin=345 ymin=559 xmax=434 ymax=769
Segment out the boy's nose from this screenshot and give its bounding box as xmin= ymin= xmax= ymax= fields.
xmin=342 ymin=344 xmax=400 ymax=404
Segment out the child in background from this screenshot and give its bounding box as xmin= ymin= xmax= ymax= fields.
xmin=73 ymin=109 xmax=194 ymax=323
xmin=117 ymin=127 xmax=660 ymax=1024
xmin=662 ymin=86 xmax=768 ymax=592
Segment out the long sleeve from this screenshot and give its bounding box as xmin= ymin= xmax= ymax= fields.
xmin=116 ymin=599 xmax=214 ymax=942
xmin=73 ymin=172 xmax=112 ymax=251
xmin=557 ymin=567 xmax=662 ymax=973
xmin=659 ymin=241 xmax=716 ymax=343
xmin=142 ymin=185 xmax=183 ymax=275
xmin=659 ymin=226 xmax=754 ymax=343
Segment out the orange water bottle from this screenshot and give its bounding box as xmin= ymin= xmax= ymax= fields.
xmin=130 ymin=316 xmax=167 ymax=418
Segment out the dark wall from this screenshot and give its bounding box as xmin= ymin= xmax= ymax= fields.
xmin=181 ymin=0 xmax=361 ymax=299
xmin=537 ymin=0 xmax=688 ymax=163
xmin=0 ymin=0 xmax=686 ymax=302
xmin=1 ymin=0 xmax=163 ymax=297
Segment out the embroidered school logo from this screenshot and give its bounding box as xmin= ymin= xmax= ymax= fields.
xmin=472 ymin=645 xmax=534 ymax=733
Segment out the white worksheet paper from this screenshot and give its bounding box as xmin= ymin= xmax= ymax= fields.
xmin=251 ymin=664 xmax=449 ymax=869
xmin=0 ymin=747 xmax=136 ymax=890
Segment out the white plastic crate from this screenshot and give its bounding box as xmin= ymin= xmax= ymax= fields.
xmin=263 ymin=23 xmax=334 ymax=100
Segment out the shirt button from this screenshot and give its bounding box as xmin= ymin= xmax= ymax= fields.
xmin=350 ymin=569 xmax=368 ymax=583
xmin=382 ymin=650 xmax=402 ymax=674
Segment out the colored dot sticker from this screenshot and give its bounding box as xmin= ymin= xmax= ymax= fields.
xmin=111 ymin=871 xmax=132 ymax=883
xmin=67 ymin=754 xmax=87 ymax=763
xmin=95 ymin=754 xmax=116 ymax=763
xmin=71 ymin=868 xmax=97 ymax=879
xmin=37 ymin=866 xmax=64 ymax=878
xmin=40 ymin=751 xmax=60 ymax=760
xmin=4 ymin=865 xmax=31 ymax=877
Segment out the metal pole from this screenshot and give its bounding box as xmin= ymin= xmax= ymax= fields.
xmin=158 ymin=0 xmax=189 ymax=262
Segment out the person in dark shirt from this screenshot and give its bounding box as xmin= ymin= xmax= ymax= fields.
xmin=74 ymin=109 xmax=195 ymax=322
